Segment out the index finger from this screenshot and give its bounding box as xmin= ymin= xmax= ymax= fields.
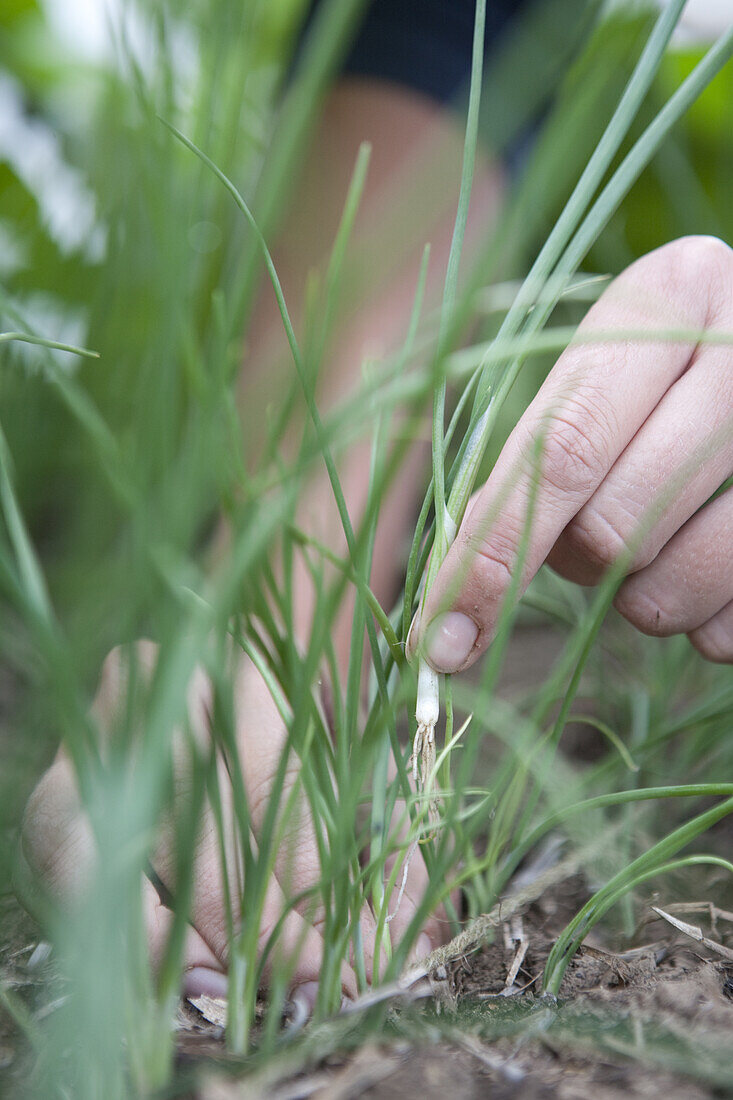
xmin=416 ymin=237 xmax=722 ymax=673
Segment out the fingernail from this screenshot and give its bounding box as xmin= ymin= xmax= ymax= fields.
xmin=292 ymin=980 xmax=319 ymax=1017
xmin=424 ymin=612 xmax=479 ymax=673
xmin=183 ymin=967 xmax=228 ymax=999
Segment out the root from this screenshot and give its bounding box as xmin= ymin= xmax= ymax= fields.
xmin=410 ymin=720 xmax=440 ymax=840
xmin=385 ymin=838 xmax=419 ymax=924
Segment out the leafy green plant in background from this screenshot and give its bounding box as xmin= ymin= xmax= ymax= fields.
xmin=0 ymin=1 xmax=732 ymax=1097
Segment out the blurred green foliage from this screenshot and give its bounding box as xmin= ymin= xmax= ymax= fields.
xmin=0 ymin=5 xmax=731 ymax=1094
xmin=0 ymin=0 xmax=730 ymax=830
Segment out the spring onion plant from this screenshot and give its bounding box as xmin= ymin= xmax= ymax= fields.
xmin=1 ymin=1 xmax=733 ymax=1096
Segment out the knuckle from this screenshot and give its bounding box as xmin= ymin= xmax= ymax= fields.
xmin=657 ymin=235 xmax=733 ymax=317
xmin=247 ymin=758 xmax=302 ymax=824
xmin=675 ymin=233 xmax=732 ymax=275
xmin=562 ymin=510 xmax=629 ymax=573
xmin=535 ymin=399 xmax=612 ymax=497
xmin=563 ymin=504 xmax=653 ymax=575
xmin=460 ymin=522 xmax=515 ymax=591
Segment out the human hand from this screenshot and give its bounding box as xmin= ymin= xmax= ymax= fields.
xmin=412 ymin=236 xmax=733 ymax=670
xmin=22 ymin=641 xmax=446 ymax=1012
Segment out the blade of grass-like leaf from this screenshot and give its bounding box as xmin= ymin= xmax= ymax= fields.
xmin=0 ymin=424 xmax=51 ymax=620
xmin=316 ymin=140 xmax=371 ymax=365
xmin=441 ymin=17 xmax=733 ymax=553
xmin=164 ymin=122 xmax=404 ymax=796
xmin=0 ymin=421 xmax=103 ymax=782
xmin=472 ymin=0 xmax=686 ymax=410
xmin=544 ymin=854 xmax=733 ymax=996
xmin=229 ymin=0 xmax=369 ymax=342
xmin=474 ymin=273 xmax=610 ymax=314
xmin=550 ymin=26 xmax=733 ymax=322
xmin=0 ymin=331 xmax=99 ymax=358
xmin=565 ymin=714 xmax=639 ymax=772
xmin=431 ymin=0 xmax=486 ymax=561
xmin=403 ymin=0 xmax=687 ymax=587
xmin=510 ymin=783 xmax=733 ymax=874
xmin=472 ymin=24 xmax=733 ymax=426
xmin=543 ymin=793 xmax=733 ymax=994
xmin=155 ymin=737 xmax=212 ymax=1009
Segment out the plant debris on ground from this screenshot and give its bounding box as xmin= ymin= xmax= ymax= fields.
xmin=5 ymin=866 xmax=733 ymax=1098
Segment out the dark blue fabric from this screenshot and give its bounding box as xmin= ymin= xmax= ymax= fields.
xmin=341 ymin=0 xmax=523 ymax=104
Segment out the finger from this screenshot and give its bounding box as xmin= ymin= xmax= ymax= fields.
xmin=154 ymin=779 xmax=361 ymax=998
xmin=383 ymin=837 xmax=450 ymax=962
xmin=21 ymin=689 xmax=231 ymax=999
xmin=417 ymin=236 xmax=730 ymax=673
xmin=22 ymin=766 xmax=227 ymax=1000
xmin=141 ymin=877 xmax=227 ymax=999
xmin=24 ymin=651 xmax=361 ymax=1002
xmin=152 ymin=732 xmax=361 ymax=998
xmin=96 ymin=646 xmax=364 ymax=997
xmin=21 ymin=751 xmax=229 ymax=999
xmin=232 ymin=656 xmax=384 ymax=980
xmin=613 ymin=487 xmax=733 ymax=638
xmin=162 ymin=662 xmax=372 ymax=994
xmin=233 ymin=655 xmax=323 ymax=889
xmin=22 ymin=749 xmax=94 ymax=899
xmin=689 ymin=600 xmax=733 ymax=664
xmin=548 ymin=311 xmax=733 ymax=586
xmin=378 ymin=760 xmax=450 ymax=958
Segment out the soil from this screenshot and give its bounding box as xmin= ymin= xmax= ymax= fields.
xmin=3 ymin=836 xmax=733 ymax=1098
xmin=176 ymin=872 xmax=733 ymax=1100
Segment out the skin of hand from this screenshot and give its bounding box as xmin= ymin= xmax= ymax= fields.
xmin=410 ymin=236 xmax=733 ymax=673
xmin=21 ymin=80 xmax=505 ymax=1008
xmin=22 ymin=642 xmax=446 ymax=1010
